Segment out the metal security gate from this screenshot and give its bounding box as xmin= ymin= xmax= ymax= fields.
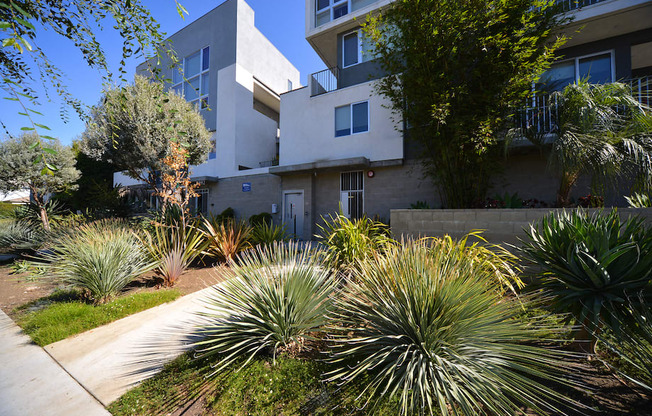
xmin=340 ymin=171 xmax=363 ymax=219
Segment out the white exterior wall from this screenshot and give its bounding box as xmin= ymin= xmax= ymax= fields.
xmin=279 ymin=81 xmax=403 ymax=166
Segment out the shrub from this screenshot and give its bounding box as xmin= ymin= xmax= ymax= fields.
xmin=316 ymin=212 xmax=392 ymax=273
xmin=248 ymin=212 xmax=272 ymax=227
xmin=328 ymin=239 xmax=578 ymax=416
xmin=194 ymin=242 xmax=338 ymax=373
xmin=250 ymin=221 xmax=289 ymax=246
xmin=0 ymin=219 xmax=46 ymax=252
xmin=519 ymin=209 xmax=652 ymax=342
xmin=201 ymin=217 xmax=252 ymax=263
xmin=38 ymin=219 xmax=156 ymax=304
xmin=139 ymin=219 xmax=205 ymax=287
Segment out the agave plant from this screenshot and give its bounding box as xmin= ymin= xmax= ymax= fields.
xmin=328 ymin=239 xmax=579 ymax=416
xmin=201 ymin=217 xmax=252 ymax=263
xmin=139 ymin=218 xmax=205 ymax=287
xmin=250 ymin=221 xmax=289 ymax=246
xmin=38 ymin=219 xmax=156 ymax=304
xmin=519 ymin=209 xmax=652 ymax=345
xmin=316 ymin=212 xmax=393 ymax=273
xmin=194 ymin=242 xmax=338 ymax=374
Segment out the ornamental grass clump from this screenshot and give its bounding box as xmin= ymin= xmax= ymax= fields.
xmin=519 ymin=209 xmax=652 ymax=346
xmin=139 ymin=219 xmax=205 ymax=287
xmin=194 ymin=241 xmax=338 ymax=374
xmin=316 ymin=212 xmax=392 ymax=274
xmin=328 ymin=238 xmax=579 ymax=416
xmin=38 ymin=219 xmax=156 ymax=304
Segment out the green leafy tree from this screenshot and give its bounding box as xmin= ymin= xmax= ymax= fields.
xmin=541 ymin=81 xmax=652 ymax=207
xmin=81 ymin=75 xmax=212 ymax=198
xmin=364 ymin=0 xmax=567 ymax=208
xmin=0 ymin=0 xmax=187 ymax=169
xmin=0 ymin=132 xmax=80 ymax=230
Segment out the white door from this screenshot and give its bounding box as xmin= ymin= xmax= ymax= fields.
xmin=284 ymin=192 xmax=304 ymax=239
xmin=340 ymin=191 xmax=351 ymax=218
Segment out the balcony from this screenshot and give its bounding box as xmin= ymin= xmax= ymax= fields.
xmin=514 ymin=76 xmax=651 ymax=137
xmin=310 ymin=67 xmax=339 ymax=97
xmin=555 ymin=0 xmax=609 ymax=12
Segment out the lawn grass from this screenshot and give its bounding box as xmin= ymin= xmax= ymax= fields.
xmin=109 ymin=353 xmax=400 ymax=416
xmin=14 ymin=289 xmax=181 ymax=346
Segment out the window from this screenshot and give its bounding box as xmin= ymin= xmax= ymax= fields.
xmin=538 ymin=51 xmax=614 ymax=92
xmin=343 ymin=31 xmax=359 ymax=67
xmin=315 ymin=0 xmax=349 ymax=27
xmin=340 ymin=171 xmax=363 ymax=219
xmin=190 ymin=189 xmax=209 ymax=215
xmin=288 ymin=79 xmax=293 ymax=92
xmin=208 ymin=138 xmax=216 ymax=160
xmin=335 ymin=101 xmax=368 ymax=137
xmin=172 ymin=46 xmax=210 ymax=109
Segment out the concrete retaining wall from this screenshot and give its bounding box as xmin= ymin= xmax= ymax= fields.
xmin=390 ymin=208 xmax=652 ymax=245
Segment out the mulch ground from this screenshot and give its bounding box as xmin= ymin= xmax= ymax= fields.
xmin=0 ymin=260 xmax=229 ymax=318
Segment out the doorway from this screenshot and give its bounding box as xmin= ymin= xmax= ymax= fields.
xmin=283 ymin=191 xmax=304 ymax=239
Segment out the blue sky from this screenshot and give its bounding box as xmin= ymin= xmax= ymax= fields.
xmin=0 ymin=0 xmax=323 ymax=145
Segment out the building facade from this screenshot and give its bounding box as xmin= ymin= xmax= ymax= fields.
xmin=274 ymin=0 xmax=652 ymax=240
xmin=115 ymin=0 xmax=300 ymax=221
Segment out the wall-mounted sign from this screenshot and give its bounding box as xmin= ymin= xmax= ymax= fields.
xmin=242 ymin=182 xmax=252 ymax=192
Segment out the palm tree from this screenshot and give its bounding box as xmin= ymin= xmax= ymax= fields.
xmin=547 ymin=80 xmax=652 ymax=207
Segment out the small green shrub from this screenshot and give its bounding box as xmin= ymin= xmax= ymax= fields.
xmin=248 ymin=212 xmax=272 ymax=227
xmin=201 ymin=217 xmax=252 ymax=262
xmin=328 ymin=239 xmax=578 ymax=416
xmin=519 ymin=209 xmax=652 ymax=338
xmin=194 ymin=241 xmax=338 ymax=373
xmin=316 ymin=212 xmax=392 ymax=273
xmin=37 ymin=219 xmax=157 ymax=304
xmin=250 ymin=221 xmax=289 ymax=246
xmin=0 ymin=219 xmax=45 ymax=252
xmin=409 ymin=200 xmax=430 ymax=209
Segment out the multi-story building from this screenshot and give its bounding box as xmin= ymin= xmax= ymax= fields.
xmin=115 ymin=0 xmax=301 ymax=219
xmin=274 ymin=0 xmax=652 ymax=240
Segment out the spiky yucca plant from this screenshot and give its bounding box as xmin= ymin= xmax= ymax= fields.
xmin=316 ymin=212 xmax=392 ymax=273
xmin=194 ymin=242 xmax=338 ymax=374
xmin=328 ymin=239 xmax=579 ymax=416
xmin=38 ymin=219 xmax=156 ymax=304
xmin=519 ymin=209 xmax=652 ymax=342
xmin=139 ymin=219 xmax=205 ymax=287
xmin=625 ymin=192 xmax=652 ymax=208
xmin=201 ymin=217 xmax=252 ymax=263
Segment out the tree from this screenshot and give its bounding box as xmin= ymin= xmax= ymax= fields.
xmin=0 ymin=132 xmax=80 ymax=230
xmin=364 ymin=0 xmax=567 ymax=208
xmin=542 ymin=80 xmax=652 ymax=207
xmin=1 ymin=0 xmax=186 ymax=170
xmin=81 ymin=75 xmax=212 ymax=207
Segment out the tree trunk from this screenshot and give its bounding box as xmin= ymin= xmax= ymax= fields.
xmin=39 ymin=204 xmax=51 ymax=231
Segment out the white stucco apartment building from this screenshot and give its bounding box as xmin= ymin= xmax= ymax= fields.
xmin=118 ymin=0 xmax=652 ymax=240
xmin=115 ymin=0 xmax=300 ymax=217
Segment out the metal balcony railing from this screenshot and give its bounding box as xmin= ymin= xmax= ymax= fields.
xmin=555 ymin=0 xmax=609 ymax=12
xmin=310 ymin=67 xmax=339 ymax=97
xmin=514 ymin=76 xmax=652 ymax=137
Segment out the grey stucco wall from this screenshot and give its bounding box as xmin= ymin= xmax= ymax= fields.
xmin=206 ymin=173 xmax=281 ymax=223
xmin=390 ymin=208 xmax=652 ymax=245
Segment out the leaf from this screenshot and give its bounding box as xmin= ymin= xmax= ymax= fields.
xmin=20 ymin=127 xmax=35 ymax=131
xmin=42 ymin=147 xmax=57 ymax=155
xmin=0 ymin=21 xmax=10 ymax=29
xmin=34 ymin=123 xmax=51 ymax=130
xmin=176 ymin=2 xmax=189 ymax=19
xmin=45 ymin=163 xmax=59 ymax=172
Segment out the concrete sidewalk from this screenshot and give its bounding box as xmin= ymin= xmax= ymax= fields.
xmin=0 ymin=309 xmax=110 ymax=416
xmin=45 ymin=287 xmax=215 ymax=406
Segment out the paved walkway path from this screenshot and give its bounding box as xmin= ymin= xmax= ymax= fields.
xmin=0 ymin=309 xmax=110 ymax=416
xmin=45 ymin=287 xmax=215 ymax=406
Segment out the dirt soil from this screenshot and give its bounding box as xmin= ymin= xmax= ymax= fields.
xmin=0 ymin=261 xmax=229 ymax=317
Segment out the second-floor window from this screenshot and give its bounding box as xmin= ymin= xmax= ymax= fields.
xmin=538 ymin=50 xmax=614 ymax=92
xmin=335 ymin=101 xmax=369 ymax=137
xmin=172 ymin=46 xmax=210 ymax=109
